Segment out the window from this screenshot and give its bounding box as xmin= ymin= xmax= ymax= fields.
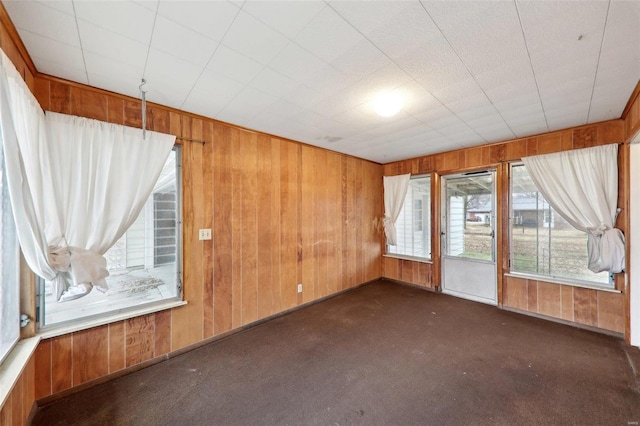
xmin=39 ymin=147 xmax=182 ymax=328
xmin=388 ymin=175 xmax=431 ymax=260
xmin=0 ymin=136 xmax=20 ymax=364
xmin=510 ymin=164 xmax=610 ymax=286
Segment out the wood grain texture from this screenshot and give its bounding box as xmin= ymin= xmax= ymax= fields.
xmin=51 ymin=335 xmax=72 ymax=394
xmin=108 ymin=321 xmax=125 ymax=374
xmin=125 ymin=315 xmax=155 ymax=367
xmin=72 ymin=325 xmax=108 ymax=386
xmin=34 ymin=339 xmax=52 ymax=399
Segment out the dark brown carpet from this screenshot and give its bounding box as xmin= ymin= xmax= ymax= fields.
xmin=33 ymin=280 xmax=640 ymax=425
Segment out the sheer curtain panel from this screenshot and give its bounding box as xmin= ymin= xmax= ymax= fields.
xmin=0 ymin=49 xmax=176 ymax=304
xmin=383 ymin=174 xmax=410 ymax=245
xmin=521 ymin=144 xmax=624 ymax=273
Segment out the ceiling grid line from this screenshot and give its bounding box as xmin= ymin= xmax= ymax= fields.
xmin=417 ymin=0 xmax=517 ymax=141
xmin=326 ymin=1 xmax=488 ymax=148
xmin=178 ymin=3 xmax=244 ymax=110
xmin=70 ymin=0 xmax=89 ymax=85
xmin=141 ymin=0 xmax=160 ymax=81
xmin=586 ymin=0 xmax=611 ymax=124
xmin=513 ymin=0 xmax=550 ymax=133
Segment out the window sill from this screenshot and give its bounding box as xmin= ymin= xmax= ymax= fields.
xmin=383 ymin=254 xmax=433 ymax=264
xmin=504 ymin=272 xmax=620 ymax=293
xmin=37 ymin=299 xmax=187 ymax=339
xmin=0 ymin=336 xmax=40 ymax=408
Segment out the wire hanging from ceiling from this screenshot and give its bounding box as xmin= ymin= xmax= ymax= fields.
xmin=139 ymin=78 xmax=147 ymax=139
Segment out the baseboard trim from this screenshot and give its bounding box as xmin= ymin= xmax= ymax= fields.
xmin=35 ymin=278 xmax=381 ymax=408
xmin=501 ymin=306 xmax=624 ymax=339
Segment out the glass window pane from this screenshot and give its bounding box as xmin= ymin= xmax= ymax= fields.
xmin=0 ymin=137 xmax=20 ymax=364
xmin=388 ymin=176 xmax=431 ymax=259
xmin=40 ymin=148 xmax=182 ymax=327
xmin=445 ymin=174 xmax=494 ymax=261
xmin=510 ymin=164 xmax=610 ymax=286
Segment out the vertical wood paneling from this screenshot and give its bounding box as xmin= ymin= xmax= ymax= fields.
xmin=280 ymin=140 xmax=299 ymax=310
xmin=257 ymin=134 xmax=274 ymax=318
xmin=231 ymin=129 xmax=244 ymax=327
xmin=202 ymin=122 xmax=215 ymax=338
xmin=10 ymin=374 xmax=22 ymax=426
xmin=241 ymin=133 xmax=258 ymax=325
xmin=125 ymin=315 xmax=155 ymax=367
xmin=108 ymin=321 xmax=125 ymax=373
xmin=70 ymin=87 xmax=108 ymax=121
xmin=300 ymin=146 xmax=316 ymax=303
xmin=34 ymin=339 xmax=52 ymax=399
xmin=72 ymin=325 xmax=108 ymax=386
xmin=597 ymin=292 xmax=624 ymax=333
xmin=213 ymin=126 xmax=233 ymax=333
xmin=269 ymin=138 xmax=283 ymax=314
xmin=326 ymin=151 xmax=341 ymax=297
xmin=154 ymin=310 xmax=172 ymax=356
xmin=573 ymin=288 xmax=598 ymax=327
xmin=537 ymin=282 xmax=561 ymax=318
xmin=51 ymin=335 xmax=72 ymax=394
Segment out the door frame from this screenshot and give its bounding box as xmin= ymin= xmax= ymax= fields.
xmin=440 ymin=169 xmax=498 ymax=305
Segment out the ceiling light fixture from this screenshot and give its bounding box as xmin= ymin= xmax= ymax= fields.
xmin=374 ymin=91 xmax=403 ymax=117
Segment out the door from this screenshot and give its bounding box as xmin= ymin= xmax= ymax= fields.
xmin=441 ymin=171 xmax=497 ymax=305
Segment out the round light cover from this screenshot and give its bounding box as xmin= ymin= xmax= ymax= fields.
xmin=374 ymin=91 xmax=403 ymax=117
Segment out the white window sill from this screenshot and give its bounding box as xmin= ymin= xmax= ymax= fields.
xmin=383 ymin=254 xmax=433 ymax=264
xmin=0 ymin=336 xmax=40 ymax=408
xmin=37 ymin=299 xmax=187 ymax=339
xmin=504 ymin=272 xmax=620 ymax=293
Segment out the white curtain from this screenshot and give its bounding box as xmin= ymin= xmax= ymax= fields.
xmin=0 ymin=50 xmax=176 ymax=302
xmin=521 ymin=144 xmax=624 ymax=273
xmin=383 ymin=174 xmax=410 ymax=245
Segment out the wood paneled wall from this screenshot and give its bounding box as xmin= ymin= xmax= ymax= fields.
xmin=0 ymin=2 xmax=38 ymax=422
xmin=382 ymin=120 xmax=628 ymax=334
xmin=28 ymin=76 xmax=383 ymax=401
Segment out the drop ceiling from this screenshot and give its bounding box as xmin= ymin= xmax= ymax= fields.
xmin=4 ymin=0 xmax=640 ymax=163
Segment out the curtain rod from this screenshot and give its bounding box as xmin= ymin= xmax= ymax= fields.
xmin=176 ymin=136 xmax=206 ymax=145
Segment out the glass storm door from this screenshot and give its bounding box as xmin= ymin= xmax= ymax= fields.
xmin=441 ymin=171 xmax=497 ymax=305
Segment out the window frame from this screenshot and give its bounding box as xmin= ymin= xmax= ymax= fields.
xmin=508 ymin=162 xmax=613 ymax=289
xmin=386 ymin=173 xmax=432 ymax=263
xmin=36 ymin=146 xmax=183 ymax=331
xmin=0 ymin=144 xmax=20 ymax=365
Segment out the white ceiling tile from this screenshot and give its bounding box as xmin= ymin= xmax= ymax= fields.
xmin=422 ymin=1 xmax=497 ymax=34
xmin=77 ymin=20 xmax=147 ymax=72
xmin=5 ymin=1 xmax=80 ymax=46
xmin=268 ymin=99 xmax=305 ymax=120
xmin=83 ymin=51 xmax=144 ymax=98
xmin=18 ymin=30 xmax=85 ymax=73
xmin=427 ymin=2 xmax=529 ymax=76
xmin=206 ymin=45 xmax=263 ymax=85
xmin=250 ymin=68 xmax=298 ymax=98
xmin=4 ymin=0 xmax=637 ymax=163
xmin=133 ymin=1 xmax=158 ymax=13
xmin=75 ymin=1 xmax=156 ymax=44
xmin=329 ymin=39 xmax=389 ymax=79
xmin=31 ymin=57 xmax=88 ymax=86
xmin=278 ymin=83 xmax=325 ymax=110
xmin=36 ymin=0 xmax=74 ymax=16
xmin=181 ymin=69 xmax=246 ymax=118
xmin=222 ymin=10 xmax=289 ymax=66
xmin=517 ymin=1 xmax=609 ymax=56
xmin=294 ymin=6 xmax=365 ymax=63
xmin=151 ymin=15 xmax=220 ymax=67
xmin=219 ymin=86 xmax=279 ymax=122
xmin=433 ymin=78 xmax=483 ymax=105
xmin=157 ymin=0 xmax=239 ymax=41
xmin=243 ymin=1 xmax=326 ymax=39
xmin=144 ymin=48 xmax=204 ymax=106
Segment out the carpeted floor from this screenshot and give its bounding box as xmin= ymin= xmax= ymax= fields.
xmin=33 ymin=280 xmax=640 ymax=425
